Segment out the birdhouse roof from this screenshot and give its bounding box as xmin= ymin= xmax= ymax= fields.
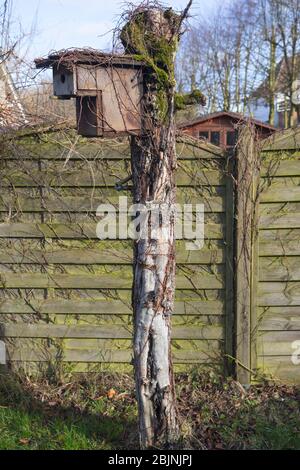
xmin=35 ymin=48 xmax=143 ymax=70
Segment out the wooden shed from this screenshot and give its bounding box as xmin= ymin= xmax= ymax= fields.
xmin=179 ymin=111 xmax=277 ymax=150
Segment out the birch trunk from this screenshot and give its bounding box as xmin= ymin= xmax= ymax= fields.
xmin=120 ymin=5 xmax=187 ymax=448
xmin=131 ymin=128 xmax=178 ymax=448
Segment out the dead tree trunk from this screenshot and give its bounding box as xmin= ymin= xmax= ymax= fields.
xmin=120 ymin=4 xmax=192 ymax=448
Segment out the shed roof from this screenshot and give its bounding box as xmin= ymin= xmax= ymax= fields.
xmin=179 ymin=111 xmax=276 ymax=132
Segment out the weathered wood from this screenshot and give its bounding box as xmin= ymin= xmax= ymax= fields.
xmin=258 ymin=313 xmax=300 ymax=331
xmin=258 ymin=357 xmax=300 ymax=385
xmin=0 ymin=269 xmax=225 ymax=290
xmin=224 ymin=165 xmax=234 ymax=374
xmin=260 ymin=186 xmax=300 ymax=203
xmin=1 ymin=167 xmax=225 ymax=188
xmin=258 ymin=282 xmax=300 ymax=306
xmin=0 ymin=221 xmax=225 ymax=240
xmin=258 ymin=306 xmax=300 ymax=317
xmin=235 ymin=125 xmax=259 ymax=385
xmin=256 ymin=356 xmax=300 ymax=384
xmin=0 ymin=190 xmax=225 ymax=213
xmin=1 ymin=140 xmax=224 ymax=161
xmin=0 ymin=323 xmax=223 ymax=340
xmin=261 ymin=158 xmax=300 ymax=177
xmin=262 ymin=127 xmax=300 ymax=150
xmin=260 ymin=228 xmax=300 ymax=241
xmin=259 ymin=240 xmax=300 ymax=256
xmin=257 ymin=331 xmax=300 ymax=355
xmin=259 ymin=257 xmax=300 ymax=281
xmin=6 ymin=347 xmax=222 ymax=364
xmin=0 ymin=244 xmax=225 ymax=265
xmin=0 ymin=299 xmax=224 ymax=315
xmin=260 ymin=213 xmax=300 ymax=229
xmin=251 ymin=173 xmax=260 ymax=380
xmin=0 ymin=111 xmax=230 ymax=395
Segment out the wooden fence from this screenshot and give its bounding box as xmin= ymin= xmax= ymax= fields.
xmin=0 ymin=126 xmax=299 ymax=384
xmin=0 ymin=129 xmax=232 ymax=375
xmin=249 ymin=129 xmax=300 ymax=384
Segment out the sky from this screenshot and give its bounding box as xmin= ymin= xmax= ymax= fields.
xmin=10 ymin=0 xmax=217 ymax=59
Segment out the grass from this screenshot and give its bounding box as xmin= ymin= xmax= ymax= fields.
xmin=0 ymin=371 xmax=138 ymax=450
xmin=0 ymin=368 xmax=300 ymax=450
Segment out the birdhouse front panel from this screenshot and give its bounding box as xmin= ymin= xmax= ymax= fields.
xmin=75 ymin=65 xmax=142 ymax=135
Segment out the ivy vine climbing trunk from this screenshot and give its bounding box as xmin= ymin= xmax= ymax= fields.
xmin=120 ymin=2 xmax=193 ymax=449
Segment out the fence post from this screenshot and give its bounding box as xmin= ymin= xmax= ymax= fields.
xmin=235 ymin=124 xmax=260 ymax=385
xmin=225 ymin=156 xmax=235 ymax=376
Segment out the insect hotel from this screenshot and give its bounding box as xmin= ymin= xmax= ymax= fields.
xmin=35 ymin=49 xmax=143 ymax=137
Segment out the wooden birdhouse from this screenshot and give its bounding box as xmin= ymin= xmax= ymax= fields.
xmin=35 ymin=49 xmax=143 ymax=137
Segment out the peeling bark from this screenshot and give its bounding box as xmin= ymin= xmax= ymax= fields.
xmin=121 ymin=5 xmax=186 ymax=449
xmin=131 ymin=131 xmax=178 ymax=448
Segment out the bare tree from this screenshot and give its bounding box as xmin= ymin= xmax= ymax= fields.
xmin=176 ymin=0 xmax=262 ymax=114
xmin=273 ymin=0 xmax=300 ymax=126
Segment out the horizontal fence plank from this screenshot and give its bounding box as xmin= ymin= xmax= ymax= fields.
xmin=0 ymin=323 xmax=223 ymax=340
xmin=0 ymin=192 xmax=225 ymax=213
xmin=0 ymin=289 xmax=224 ymax=302
xmin=259 ymin=257 xmax=300 ymax=281
xmin=0 ymin=269 xmax=225 ymax=290
xmin=1 ymin=167 xmax=226 ymax=188
xmin=258 ymin=313 xmax=300 ymax=331
xmin=0 ymin=222 xmax=225 ymax=240
xmin=260 ymin=186 xmax=300 ymax=203
xmin=6 ymin=348 xmax=222 ymax=364
xmin=256 ymin=357 xmax=300 ymax=383
xmin=0 ymin=299 xmax=224 ymax=315
xmin=259 ymin=282 xmax=300 ymax=306
xmin=259 ymin=240 xmax=300 ymax=256
xmin=0 ymin=245 xmax=225 ymax=265
xmin=259 ymin=201 xmax=300 ymax=214
xmin=259 ymin=213 xmax=300 ymax=229
xmin=259 ymin=229 xmax=300 ymax=241
xmin=257 ymin=332 xmax=300 ymax=356
xmin=0 ymin=197 xmax=224 ymax=212
xmin=261 ymin=159 xmax=300 ymax=177
xmin=258 ymin=306 xmax=300 ymax=317
xmin=1 ymin=141 xmax=224 ymax=161
xmin=262 ymin=133 xmax=300 ymax=150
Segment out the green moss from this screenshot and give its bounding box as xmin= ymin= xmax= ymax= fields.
xmin=120 ymin=9 xmax=180 ymax=122
xmin=175 ymin=90 xmax=206 ymax=112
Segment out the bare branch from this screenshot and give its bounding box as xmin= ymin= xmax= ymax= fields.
xmin=177 ymin=0 xmax=193 ymax=34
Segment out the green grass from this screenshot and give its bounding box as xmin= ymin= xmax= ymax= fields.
xmin=1 ymin=369 xmax=300 ymax=450
xmin=0 ymin=371 xmax=138 ymax=450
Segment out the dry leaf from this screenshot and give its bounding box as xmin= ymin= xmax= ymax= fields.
xmin=19 ymin=438 xmax=30 ymax=445
xmin=115 ymin=392 xmax=130 ymax=401
xmin=107 ymin=388 xmax=117 ymax=399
